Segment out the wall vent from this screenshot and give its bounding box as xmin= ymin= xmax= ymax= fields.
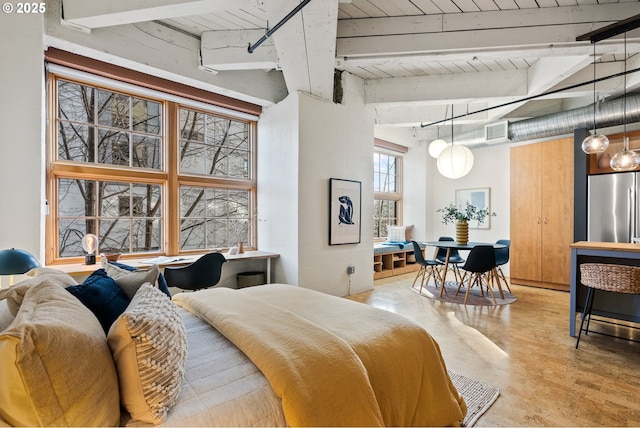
xmin=484 ymin=121 xmax=510 ymax=144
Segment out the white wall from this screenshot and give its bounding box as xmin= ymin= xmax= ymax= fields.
xmin=403 ymin=143 xmax=511 ymax=274
xmin=0 ymin=12 xmax=45 ymax=261
xmin=403 ymin=143 xmax=430 ymax=241
xmin=258 ymin=73 xmax=375 ymax=296
xmin=257 ymin=93 xmax=300 ymax=285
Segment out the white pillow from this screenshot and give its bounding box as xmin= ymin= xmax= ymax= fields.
xmin=386 ymin=225 xmax=406 ymax=242
xmin=108 ymin=283 xmax=187 ymax=425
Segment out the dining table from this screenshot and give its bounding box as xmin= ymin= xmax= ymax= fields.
xmin=424 ymin=241 xmax=506 ymax=298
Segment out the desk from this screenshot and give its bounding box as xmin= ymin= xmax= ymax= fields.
xmin=48 ymin=250 xmax=280 ymax=284
xmin=569 ymin=241 xmax=640 ymax=336
xmin=424 ymin=241 xmax=505 ymax=298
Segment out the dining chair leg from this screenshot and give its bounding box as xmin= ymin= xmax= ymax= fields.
xmin=491 ymin=268 xmax=505 ymax=299
xmin=431 ymin=265 xmax=446 ymax=293
xmin=483 ymin=273 xmax=497 ymax=304
xmin=463 ymin=274 xmax=479 ymax=305
xmin=411 ymin=266 xmax=423 ymax=289
xmin=496 ymin=266 xmax=512 ymax=293
xmin=420 ymin=266 xmax=437 ymax=293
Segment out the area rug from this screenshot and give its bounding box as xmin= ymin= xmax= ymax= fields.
xmin=413 ymin=281 xmax=517 ymax=306
xmin=449 ymin=370 xmax=500 ymax=427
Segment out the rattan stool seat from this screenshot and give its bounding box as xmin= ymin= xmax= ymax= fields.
xmin=580 ymin=263 xmax=640 ymax=294
xmin=576 ymin=263 xmax=640 ymax=349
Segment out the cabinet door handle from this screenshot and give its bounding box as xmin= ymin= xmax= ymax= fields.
xmin=537 ymin=217 xmax=541 ymax=224
xmin=544 ymin=216 xmax=548 ymax=224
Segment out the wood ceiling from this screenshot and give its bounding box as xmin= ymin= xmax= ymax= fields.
xmin=58 ymin=0 xmax=640 ymax=146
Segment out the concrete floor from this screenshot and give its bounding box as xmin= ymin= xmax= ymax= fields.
xmin=348 ymin=273 xmax=640 ymax=426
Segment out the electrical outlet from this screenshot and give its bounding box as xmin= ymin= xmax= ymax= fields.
xmin=347 ymin=265 xmax=355 ymax=275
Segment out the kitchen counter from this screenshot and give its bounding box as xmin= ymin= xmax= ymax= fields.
xmin=570 ymin=241 xmax=640 ymax=253
xmin=569 ymin=241 xmax=640 ymax=336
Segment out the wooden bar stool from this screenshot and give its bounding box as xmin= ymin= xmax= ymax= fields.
xmin=576 ymin=263 xmax=640 ymax=349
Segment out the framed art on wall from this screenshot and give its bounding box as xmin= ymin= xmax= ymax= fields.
xmin=329 ymin=178 xmax=362 ymax=245
xmin=455 ymin=187 xmax=491 ymax=229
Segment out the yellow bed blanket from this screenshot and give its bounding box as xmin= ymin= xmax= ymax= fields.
xmin=173 ymin=284 xmax=466 ymax=427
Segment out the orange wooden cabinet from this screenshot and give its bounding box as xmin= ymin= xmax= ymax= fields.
xmin=510 ymin=137 xmax=574 ymax=290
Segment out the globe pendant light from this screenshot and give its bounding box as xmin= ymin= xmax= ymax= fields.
xmin=428 ymin=137 xmax=448 ymax=158
xmin=437 ymin=145 xmax=474 ymax=178
xmin=610 ymin=137 xmax=640 ymax=171
xmin=436 ymin=104 xmax=474 ymax=179
xmin=582 ymin=41 xmax=609 ymax=154
xmin=582 ymin=133 xmax=610 ymax=154
xmin=610 ymin=32 xmax=639 ymax=172
xmin=429 ymin=109 xmax=448 ymax=158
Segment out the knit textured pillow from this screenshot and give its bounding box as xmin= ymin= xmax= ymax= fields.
xmin=107 ymin=283 xmax=187 ymax=425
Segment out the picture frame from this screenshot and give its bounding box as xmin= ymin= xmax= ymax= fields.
xmin=329 ymin=178 xmax=362 ymax=245
xmin=455 ymin=187 xmax=491 ymax=229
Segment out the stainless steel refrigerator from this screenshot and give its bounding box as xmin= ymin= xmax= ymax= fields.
xmin=587 ymin=172 xmax=639 ymax=243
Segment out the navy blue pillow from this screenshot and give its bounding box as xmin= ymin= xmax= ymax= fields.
xmin=66 ymin=269 xmax=130 ymax=334
xmin=109 ymin=261 xmax=172 ymax=299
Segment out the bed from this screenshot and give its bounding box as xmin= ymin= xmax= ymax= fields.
xmin=0 ymin=270 xmax=466 ymax=427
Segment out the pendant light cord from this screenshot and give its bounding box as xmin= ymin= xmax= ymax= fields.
xmin=451 ymin=104 xmax=454 ymax=145
xmin=624 ymin=31 xmax=628 ymax=148
xmin=592 ymin=41 xmax=597 ymax=134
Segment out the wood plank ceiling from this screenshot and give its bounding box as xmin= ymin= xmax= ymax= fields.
xmin=60 ymin=0 xmax=640 ymax=146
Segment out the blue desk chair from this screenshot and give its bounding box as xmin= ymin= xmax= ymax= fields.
xmin=163 ymin=252 xmax=227 ymax=291
xmin=410 ymin=240 xmax=443 ymax=294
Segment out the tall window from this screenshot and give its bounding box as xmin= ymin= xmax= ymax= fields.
xmin=47 ymin=68 xmax=257 ymax=263
xmin=373 ymin=151 xmax=402 ymax=238
xmin=178 ymin=108 xmax=251 ymax=250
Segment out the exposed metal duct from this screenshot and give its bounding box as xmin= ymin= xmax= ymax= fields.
xmin=455 ymin=93 xmax=640 ymax=148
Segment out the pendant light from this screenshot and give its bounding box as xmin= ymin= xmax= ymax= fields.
xmin=582 ymin=41 xmax=609 ymax=154
xmin=610 ymin=32 xmax=640 ymax=171
xmin=437 ymin=104 xmax=474 ymax=179
xmin=428 ymin=132 xmax=448 ymax=158
xmin=429 ymin=106 xmax=449 ymax=158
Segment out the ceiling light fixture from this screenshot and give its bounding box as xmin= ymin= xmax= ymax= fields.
xmin=610 ymin=32 xmax=640 ymax=171
xmin=581 ymin=41 xmax=609 ymax=154
xmin=436 ymin=104 xmax=474 ymax=179
xmin=429 ymin=106 xmax=448 ymax=158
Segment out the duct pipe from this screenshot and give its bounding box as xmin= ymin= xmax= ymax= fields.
xmin=455 ymin=93 xmax=640 ymax=148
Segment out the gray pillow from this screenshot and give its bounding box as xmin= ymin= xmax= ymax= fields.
xmin=102 ymin=260 xmax=160 ymax=299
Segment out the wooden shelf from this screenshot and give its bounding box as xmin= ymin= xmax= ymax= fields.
xmin=373 ymin=246 xmax=421 ymax=280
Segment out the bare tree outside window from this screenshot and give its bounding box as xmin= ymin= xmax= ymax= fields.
xmin=178 ymin=108 xmax=251 ymax=250
xmin=55 ymin=80 xmax=163 ymax=257
xmin=50 ymin=76 xmax=255 ymax=261
xmin=373 ymin=151 xmax=401 ymax=238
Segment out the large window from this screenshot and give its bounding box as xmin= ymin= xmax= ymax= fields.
xmin=373 ymin=151 xmax=402 ymax=238
xmin=47 ymin=66 xmax=257 ymax=263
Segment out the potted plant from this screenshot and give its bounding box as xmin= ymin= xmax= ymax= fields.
xmin=437 ymin=203 xmax=496 ymax=244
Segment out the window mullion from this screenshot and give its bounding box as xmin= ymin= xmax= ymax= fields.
xmin=167 ymin=102 xmax=180 ymax=255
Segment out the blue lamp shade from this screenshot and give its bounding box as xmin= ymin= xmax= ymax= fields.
xmin=0 ymin=248 xmax=41 ymax=275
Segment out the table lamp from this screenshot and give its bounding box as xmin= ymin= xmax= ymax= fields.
xmin=82 ymin=233 xmax=99 ymax=265
xmin=0 ymin=248 xmax=40 ymax=287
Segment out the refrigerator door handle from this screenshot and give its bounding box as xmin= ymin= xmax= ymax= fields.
xmin=630 ymin=187 xmax=635 ymax=243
